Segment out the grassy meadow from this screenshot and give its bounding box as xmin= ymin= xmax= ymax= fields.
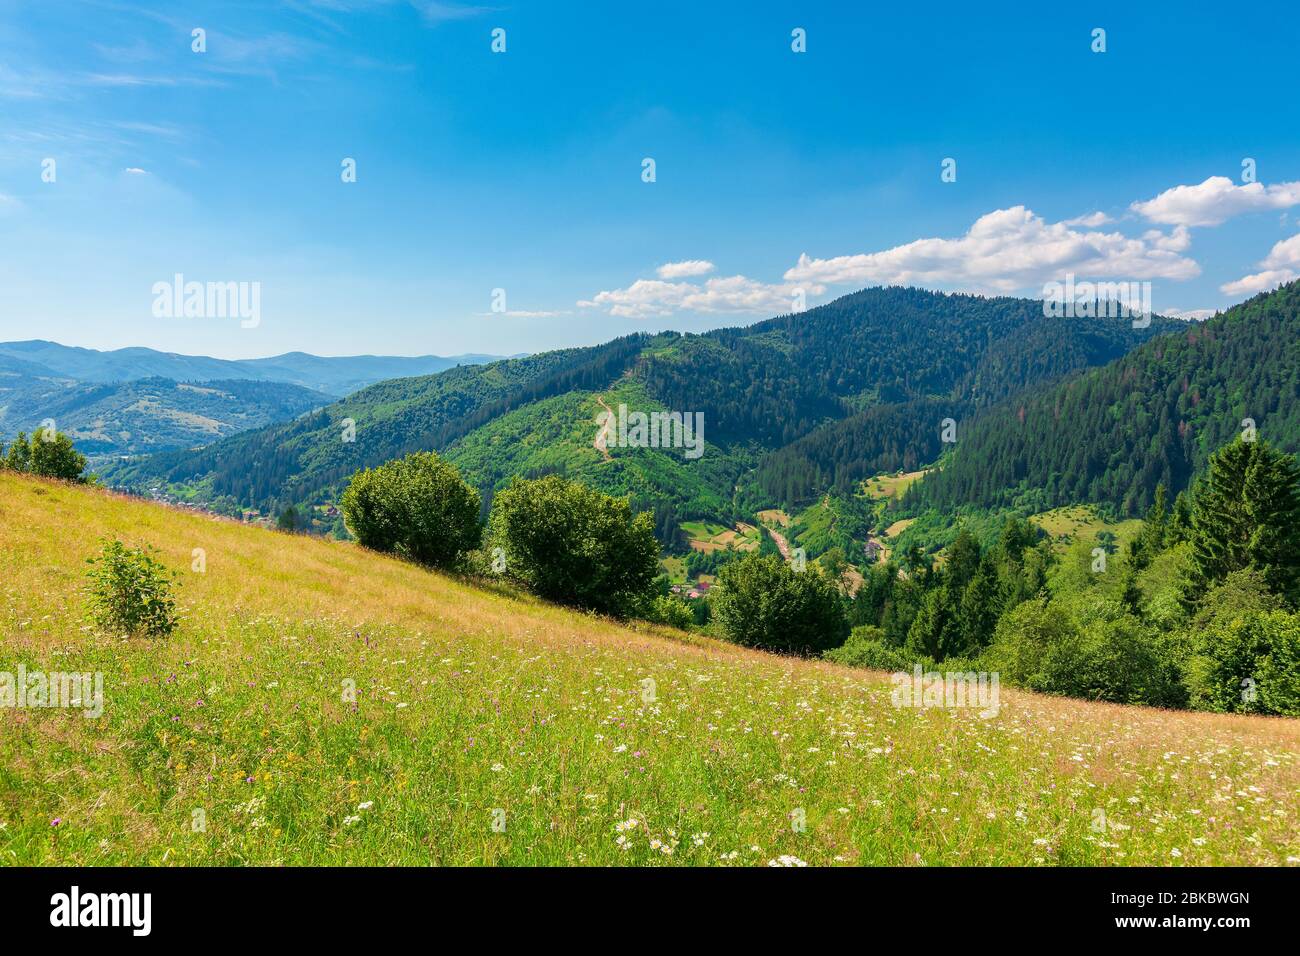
xmin=1 ymin=471 xmax=1297 ymax=866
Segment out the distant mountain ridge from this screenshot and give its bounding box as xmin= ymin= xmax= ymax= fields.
xmin=0 ymin=376 xmax=331 ymax=458
xmin=0 ymin=340 xmax=514 ymax=397
xmin=98 ymin=287 xmax=1182 ymax=536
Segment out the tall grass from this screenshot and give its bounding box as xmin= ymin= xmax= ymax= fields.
xmin=0 ymin=473 xmax=1296 ymax=865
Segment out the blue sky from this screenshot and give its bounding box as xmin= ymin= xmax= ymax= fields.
xmin=1 ymin=0 xmax=1298 ymax=359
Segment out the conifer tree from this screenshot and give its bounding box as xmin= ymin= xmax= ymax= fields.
xmin=1186 ymin=439 xmax=1300 ymax=605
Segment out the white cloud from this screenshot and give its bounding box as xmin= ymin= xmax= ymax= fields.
xmin=1163 ymin=308 xmax=1217 ymax=322
xmin=1063 ymin=211 xmax=1113 ymax=227
xmin=783 ymin=206 xmax=1199 ymax=293
xmin=1220 ymin=269 xmax=1297 ymax=297
xmin=580 ymin=274 xmax=820 ymax=320
xmin=656 ymin=259 xmax=715 ymax=279
xmin=1257 ymin=232 xmax=1300 ymax=270
xmin=1220 ymin=233 xmax=1300 ymax=296
xmin=1131 ymin=176 xmax=1300 ymax=227
xmin=123 ymin=167 xmax=148 ymax=175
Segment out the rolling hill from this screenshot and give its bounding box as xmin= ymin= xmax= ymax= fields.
xmin=0 ymin=376 xmax=331 ymax=458
xmin=99 ymin=287 xmax=1181 ymax=534
xmin=1 ymin=470 xmax=1295 ymax=865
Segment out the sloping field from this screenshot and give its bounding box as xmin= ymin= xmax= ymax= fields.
xmin=0 ymin=473 xmax=1296 ymax=866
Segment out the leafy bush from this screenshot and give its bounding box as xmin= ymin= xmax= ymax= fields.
xmin=713 ymin=553 xmax=848 ymax=654
xmin=3 ymin=428 xmax=86 ymax=481
xmin=645 ymin=595 xmax=695 ymax=630
xmin=824 ymin=626 xmax=912 ymax=670
xmin=1189 ymin=610 xmax=1300 ymax=715
xmin=985 ymin=599 xmax=1185 ymax=707
xmin=85 ymin=539 xmax=179 ymax=638
xmin=486 ymin=475 xmax=660 ymax=617
xmin=341 ymin=451 xmax=481 ymax=569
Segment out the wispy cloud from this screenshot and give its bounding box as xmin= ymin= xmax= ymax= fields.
xmin=408 ymin=1 xmax=496 ymax=23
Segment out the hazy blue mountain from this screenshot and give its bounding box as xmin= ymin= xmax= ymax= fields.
xmin=0 ymin=340 xmax=513 ymax=397
xmin=0 ymin=374 xmax=331 ymax=458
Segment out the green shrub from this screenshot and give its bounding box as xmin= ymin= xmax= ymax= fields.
xmin=1189 ymin=610 xmax=1300 ymax=715
xmin=85 ymin=539 xmax=179 ymax=638
xmin=645 ymin=595 xmax=695 ymax=630
xmin=341 ymin=451 xmax=481 ymax=569
xmin=3 ymin=428 xmax=86 ymax=481
xmin=824 ymin=626 xmax=912 ymax=670
xmin=1256 ymin=621 xmax=1300 ymax=716
xmin=486 ymin=475 xmax=660 ymax=617
xmin=713 ymin=553 xmax=848 ymax=655
xmin=985 ymin=599 xmax=1185 ymax=707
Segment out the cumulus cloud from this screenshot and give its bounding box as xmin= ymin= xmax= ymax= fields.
xmin=1132 ymin=176 xmax=1300 ymax=227
xmin=1219 ymin=233 xmax=1300 ymax=297
xmin=579 ymin=274 xmax=821 ymax=320
xmin=782 ymin=206 xmax=1199 ymax=293
xmin=656 ymin=259 xmax=715 ymax=279
xmin=1063 ymin=211 xmax=1113 ymax=227
xmin=1220 ymin=269 xmax=1297 ymax=297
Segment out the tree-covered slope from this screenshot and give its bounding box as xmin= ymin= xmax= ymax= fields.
xmin=640 ymin=287 xmax=1176 ymax=450
xmin=100 ymin=337 xmax=653 ymax=512
xmin=910 ymin=281 xmax=1300 ymax=516
xmin=99 ymin=287 xmax=1178 ymax=531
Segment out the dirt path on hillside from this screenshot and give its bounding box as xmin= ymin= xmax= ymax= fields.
xmin=593 ymin=396 xmax=613 ymax=462
xmin=767 ymin=525 xmax=791 ymax=559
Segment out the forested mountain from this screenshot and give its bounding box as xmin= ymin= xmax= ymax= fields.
xmin=909 ymin=281 xmax=1300 ymax=517
xmin=0 ymin=340 xmax=513 ymax=460
xmin=100 ymin=287 xmax=1178 ymax=534
xmin=101 ymin=340 xmax=649 ymax=510
xmin=0 ymin=372 xmax=329 ymax=458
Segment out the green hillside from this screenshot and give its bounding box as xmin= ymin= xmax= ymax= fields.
xmin=911 ymin=281 xmax=1300 ymax=517
xmin=2 ymin=471 xmax=1295 ymax=865
xmin=100 ymin=287 xmax=1178 ymax=540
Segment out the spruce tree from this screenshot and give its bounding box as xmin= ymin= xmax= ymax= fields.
xmin=1186 ymin=439 xmax=1300 ymax=605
